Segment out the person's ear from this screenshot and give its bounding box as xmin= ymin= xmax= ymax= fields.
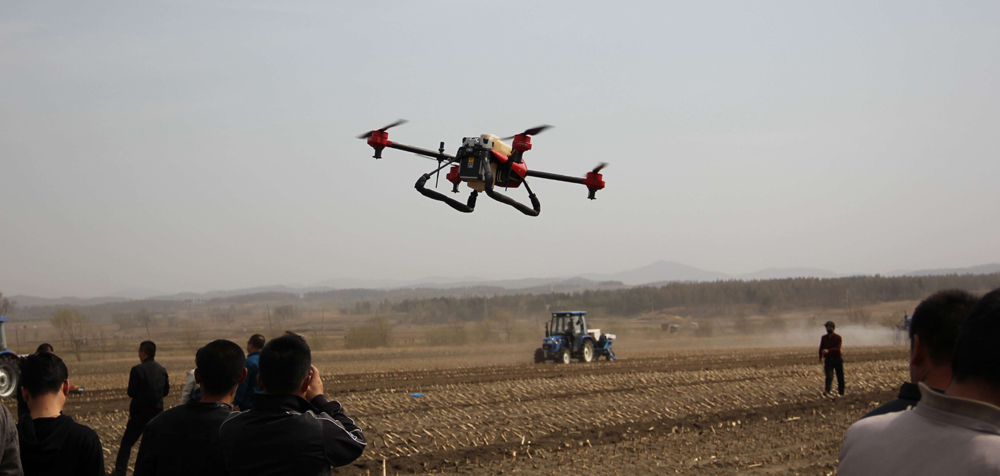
xmin=195 ymin=369 xmax=202 ymax=385
xmin=21 ymin=387 xmax=30 ymax=404
xmin=257 ymin=374 xmax=264 ymax=392
xmin=61 ymin=380 xmax=70 ymax=397
xmin=298 ymin=371 xmax=313 ymax=395
xmin=238 ymin=367 xmax=247 ymax=384
xmin=910 ymin=334 xmax=925 ymax=367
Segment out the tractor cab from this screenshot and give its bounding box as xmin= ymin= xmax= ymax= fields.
xmin=535 ymin=311 xmax=616 ymax=364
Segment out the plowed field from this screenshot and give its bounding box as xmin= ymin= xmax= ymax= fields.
xmin=24 ymin=345 xmax=908 ymax=475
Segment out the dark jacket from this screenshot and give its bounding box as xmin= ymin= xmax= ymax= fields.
xmin=17 ymin=414 xmax=104 ymax=476
xmin=862 ymin=382 xmax=946 ymax=419
xmin=127 ymin=359 xmax=169 ymax=414
xmin=220 ymin=394 xmax=366 ymax=476
xmin=0 ymin=405 xmax=22 ymax=476
xmin=134 ymin=401 xmax=233 ymax=476
xmin=232 ymin=352 xmax=260 ymax=409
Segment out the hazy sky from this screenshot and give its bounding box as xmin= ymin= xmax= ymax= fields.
xmin=2 ymin=1 xmax=999 ymax=298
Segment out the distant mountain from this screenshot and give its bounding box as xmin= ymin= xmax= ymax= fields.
xmin=581 ymin=260 xmax=730 ymax=285
xmin=737 ymin=267 xmax=840 ymax=280
xmin=109 ymin=287 xmax=164 ymax=300
xmin=900 ymin=263 xmax=1000 ymax=277
xmin=8 ymin=295 xmax=132 ymax=307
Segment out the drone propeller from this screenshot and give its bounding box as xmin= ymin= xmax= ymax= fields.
xmin=592 ymin=162 xmax=608 ymax=174
xmin=501 ymin=125 xmax=552 ymax=140
xmin=357 ymin=119 xmax=408 ymax=139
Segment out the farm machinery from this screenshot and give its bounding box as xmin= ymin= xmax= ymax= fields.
xmin=535 ymin=311 xmax=616 ymax=364
xmin=0 ymin=316 xmax=19 ymax=398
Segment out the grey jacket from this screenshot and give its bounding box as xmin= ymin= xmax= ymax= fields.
xmin=0 ymin=404 xmax=23 ymax=476
xmin=838 ymin=383 xmax=1000 ymax=475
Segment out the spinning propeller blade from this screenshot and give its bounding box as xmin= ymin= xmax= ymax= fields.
xmin=357 ymin=119 xmax=409 ymax=139
xmin=501 ymin=125 xmax=552 ymax=140
xmin=592 ymin=162 xmax=608 ymax=174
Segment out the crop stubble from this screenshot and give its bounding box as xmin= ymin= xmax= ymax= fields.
xmin=19 ymin=346 xmax=906 ymax=475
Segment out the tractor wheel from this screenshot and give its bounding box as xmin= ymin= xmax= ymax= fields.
xmin=558 ymin=349 xmax=571 ymax=364
xmin=579 ymin=341 xmax=594 ymax=363
xmin=534 ymin=349 xmax=545 ymax=364
xmin=0 ymin=357 xmax=19 ymax=399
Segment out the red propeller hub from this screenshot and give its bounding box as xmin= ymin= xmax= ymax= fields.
xmin=446 ymin=165 xmax=461 ymax=185
xmin=583 ymin=171 xmax=605 ymax=200
xmin=367 ymin=130 xmax=391 ymax=149
xmin=512 ymin=133 xmax=532 ymax=152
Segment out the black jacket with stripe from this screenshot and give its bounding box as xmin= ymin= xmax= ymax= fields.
xmin=220 ymin=393 xmax=366 ymax=476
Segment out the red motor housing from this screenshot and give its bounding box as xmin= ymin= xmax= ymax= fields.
xmin=512 ymin=133 xmax=532 ymax=152
xmin=366 ymin=130 xmax=392 ymax=158
xmin=583 ymin=171 xmax=605 ymax=200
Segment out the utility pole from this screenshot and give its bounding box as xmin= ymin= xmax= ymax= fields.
xmin=266 ymin=304 xmax=273 ymax=333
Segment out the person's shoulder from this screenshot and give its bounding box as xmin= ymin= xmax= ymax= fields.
xmin=61 ymin=415 xmax=102 ymax=444
xmin=847 ymin=410 xmax=906 ymax=437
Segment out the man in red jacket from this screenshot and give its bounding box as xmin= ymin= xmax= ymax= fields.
xmin=820 ymin=321 xmax=844 ymax=396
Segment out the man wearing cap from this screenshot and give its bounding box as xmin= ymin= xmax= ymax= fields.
xmin=819 ymin=321 xmax=844 ymax=396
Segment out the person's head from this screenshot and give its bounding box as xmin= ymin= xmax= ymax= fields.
xmin=247 ymin=334 xmax=265 ymax=353
xmin=907 ymin=289 xmax=978 ymax=385
xmin=950 ymin=288 xmax=1000 ymax=395
xmin=824 ymin=321 xmax=836 ymax=334
xmin=258 ymin=335 xmax=311 ymax=395
xmin=20 ymin=352 xmax=69 ymax=406
xmin=35 ymin=343 xmax=54 ymax=354
xmin=195 ymin=340 xmax=247 ymax=398
xmin=139 ymin=340 xmax=156 ymax=361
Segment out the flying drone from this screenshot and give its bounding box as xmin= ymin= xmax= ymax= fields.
xmin=358 ymin=120 xmax=606 ymax=216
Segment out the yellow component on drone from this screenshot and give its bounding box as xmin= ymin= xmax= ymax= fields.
xmin=480 ymin=134 xmax=512 ymax=156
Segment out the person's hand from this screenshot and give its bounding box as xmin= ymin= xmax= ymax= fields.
xmin=305 ymin=365 xmax=325 ymax=401
xmin=821 ymin=349 xmax=828 ymax=356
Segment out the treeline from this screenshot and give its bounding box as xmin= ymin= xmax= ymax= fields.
xmin=384 ymin=273 xmax=1000 ymax=322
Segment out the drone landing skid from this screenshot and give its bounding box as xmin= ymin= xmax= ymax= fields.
xmin=415 ymin=174 xmax=477 ymax=213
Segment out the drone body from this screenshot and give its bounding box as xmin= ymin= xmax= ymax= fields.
xmin=360 ymin=121 xmax=606 ymax=217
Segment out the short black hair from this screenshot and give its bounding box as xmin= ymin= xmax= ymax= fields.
xmin=35 ymin=343 xmax=54 ymax=354
xmin=139 ymin=340 xmax=156 ymax=359
xmin=196 ymin=340 xmax=246 ymax=396
xmin=21 ymin=353 xmax=68 ymax=398
xmin=909 ymin=289 xmax=978 ymax=366
xmin=259 ymin=335 xmax=311 ymax=395
xmin=951 ymin=288 xmax=1000 ymax=388
xmin=248 ymin=334 xmax=266 ymax=350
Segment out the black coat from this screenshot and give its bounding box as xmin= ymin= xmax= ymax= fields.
xmin=220 ymin=394 xmax=366 ymax=476
xmin=17 ymin=414 xmax=105 ymax=476
xmin=134 ymin=401 xmax=233 ymax=476
xmin=862 ymin=382 xmax=923 ymax=419
xmin=127 ymin=359 xmax=169 ymax=414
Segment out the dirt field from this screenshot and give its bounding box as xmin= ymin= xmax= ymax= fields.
xmin=9 ymin=341 xmax=908 ymax=475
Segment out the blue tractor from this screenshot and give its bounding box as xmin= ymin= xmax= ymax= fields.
xmin=0 ymin=316 xmax=19 ymax=398
xmin=535 ymin=311 xmax=616 ymax=364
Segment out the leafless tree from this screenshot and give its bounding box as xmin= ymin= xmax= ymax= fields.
xmin=49 ymin=309 xmax=90 ymax=361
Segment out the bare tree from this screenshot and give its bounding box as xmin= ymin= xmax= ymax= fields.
xmin=136 ymin=309 xmax=153 ymax=340
xmin=273 ymin=305 xmax=297 ymax=322
xmin=49 ymin=309 xmax=90 ymax=362
xmin=0 ymin=292 xmax=16 ymax=316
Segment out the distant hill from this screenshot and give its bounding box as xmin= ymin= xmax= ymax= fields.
xmin=737 ymin=267 xmax=840 ymax=280
xmin=901 ymin=263 xmax=1000 ymax=277
xmin=8 ymin=295 xmax=132 ymax=307
xmin=581 ymin=260 xmax=730 ymax=285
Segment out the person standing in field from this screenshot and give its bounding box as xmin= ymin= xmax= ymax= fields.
xmin=134 ymin=340 xmax=246 ymax=476
xmin=232 ymin=334 xmax=264 ymax=411
xmin=113 ymin=341 xmax=168 ymax=476
xmin=819 ymin=321 xmax=844 ymax=396
xmin=862 ymin=290 xmax=978 ymax=419
xmin=0 ymin=403 xmax=22 ymax=476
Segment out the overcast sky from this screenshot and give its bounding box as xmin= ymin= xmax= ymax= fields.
xmin=2 ymin=1 xmax=998 ymax=298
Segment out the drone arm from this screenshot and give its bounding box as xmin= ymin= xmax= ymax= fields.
xmin=524 ymin=169 xmax=606 ymax=200
xmin=386 ymin=142 xmax=456 ymax=162
xmin=524 ymin=170 xmax=585 ymax=185
xmin=415 ymin=174 xmax=476 ymax=213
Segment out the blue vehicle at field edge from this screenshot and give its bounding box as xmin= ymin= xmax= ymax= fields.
xmin=535 ymin=311 xmax=616 ymax=364
xmin=0 ymin=316 xmax=20 ymax=398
